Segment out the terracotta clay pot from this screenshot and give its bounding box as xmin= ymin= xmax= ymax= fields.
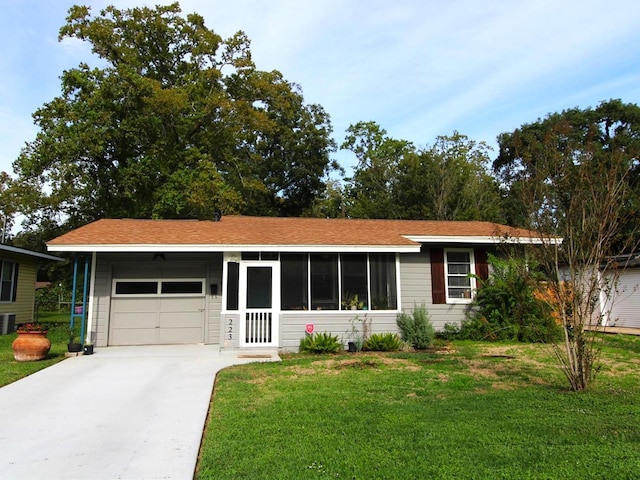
xmin=12 ymin=331 xmax=52 ymax=362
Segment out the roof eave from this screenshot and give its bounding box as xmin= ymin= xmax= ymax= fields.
xmin=0 ymin=244 xmax=64 ymax=261
xmin=403 ymin=235 xmax=562 ymax=245
xmin=46 ymin=244 xmax=422 ymax=254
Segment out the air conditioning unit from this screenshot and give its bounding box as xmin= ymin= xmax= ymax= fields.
xmin=0 ymin=313 xmax=16 ymax=335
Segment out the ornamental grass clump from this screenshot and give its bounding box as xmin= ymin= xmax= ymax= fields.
xmin=363 ymin=333 xmax=402 ymax=351
xmin=396 ymin=304 xmax=435 ymax=349
xmin=299 ymin=332 xmax=342 ymax=354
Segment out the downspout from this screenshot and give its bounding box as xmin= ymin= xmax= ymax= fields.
xmin=85 ymin=252 xmax=97 ymax=344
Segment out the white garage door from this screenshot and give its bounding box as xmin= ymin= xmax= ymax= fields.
xmin=110 ymin=279 xmax=206 ymax=346
xmin=607 ymin=269 xmax=640 ymax=329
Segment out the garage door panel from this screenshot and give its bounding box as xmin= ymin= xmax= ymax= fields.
xmin=112 ymin=298 xmax=159 ymax=314
xmin=160 ymin=297 xmax=205 ymax=313
xmin=113 ymin=312 xmax=157 ymax=329
xmin=158 ymin=326 xmax=203 ymax=344
xmin=111 ymin=328 xmax=158 ymax=346
xmin=110 ymin=263 xmax=206 ymax=345
xmin=159 ymin=311 xmax=203 ymax=329
xmin=110 ymin=293 xmax=205 ymax=346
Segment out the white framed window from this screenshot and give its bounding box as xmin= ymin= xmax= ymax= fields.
xmin=444 ymin=249 xmax=476 ymax=303
xmin=113 ymin=279 xmax=205 ymax=296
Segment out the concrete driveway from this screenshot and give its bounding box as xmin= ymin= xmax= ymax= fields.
xmin=0 ymin=345 xmax=280 ymax=480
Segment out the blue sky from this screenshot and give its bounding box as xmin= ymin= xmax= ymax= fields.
xmin=1 ymin=0 xmax=640 ymax=178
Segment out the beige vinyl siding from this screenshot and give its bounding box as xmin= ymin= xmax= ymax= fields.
xmin=279 ymin=311 xmax=399 ymax=352
xmin=206 ymin=254 xmax=223 ymax=344
xmin=91 ymin=256 xmax=112 ymax=347
xmin=221 ymin=313 xmax=241 ymax=349
xmin=399 ymin=251 xmax=468 ymax=330
xmin=0 ymin=254 xmax=37 ymax=325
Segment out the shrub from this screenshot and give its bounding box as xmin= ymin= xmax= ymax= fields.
xmin=437 ymin=322 xmax=461 ymax=341
xmin=464 ymin=254 xmax=561 ymax=343
xmin=363 ymin=333 xmax=402 ymax=351
xmin=396 ymin=304 xmax=435 ymax=349
xmin=299 ymin=332 xmax=341 ymax=354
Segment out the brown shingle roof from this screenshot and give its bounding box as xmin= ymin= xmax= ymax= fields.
xmin=47 ymin=216 xmax=546 ymax=251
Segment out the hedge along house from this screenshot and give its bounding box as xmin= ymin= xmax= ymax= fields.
xmin=46 ymin=216 xmax=544 ymax=351
xmin=0 ymin=244 xmax=63 ymax=332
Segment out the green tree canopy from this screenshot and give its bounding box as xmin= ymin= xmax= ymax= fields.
xmin=340 ymin=124 xmax=503 ymax=221
xmin=394 ymin=132 xmax=504 ymax=221
xmin=495 ymin=99 xmax=640 ymax=254
xmin=341 ymin=121 xmax=414 ymax=218
xmin=10 ymin=3 xmax=336 ymax=231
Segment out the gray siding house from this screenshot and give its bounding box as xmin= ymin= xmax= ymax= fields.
xmin=47 ymin=216 xmax=542 ymax=351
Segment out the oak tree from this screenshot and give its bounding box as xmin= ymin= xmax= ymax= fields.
xmin=11 ymin=3 xmax=336 ymax=231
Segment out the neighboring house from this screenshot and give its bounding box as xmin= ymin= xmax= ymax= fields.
xmin=0 ymin=244 xmax=63 ymax=332
xmin=598 ymin=253 xmax=640 ymax=330
xmin=46 ymin=216 xmax=544 ymax=351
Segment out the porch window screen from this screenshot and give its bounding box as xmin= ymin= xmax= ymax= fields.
xmin=246 ymin=267 xmax=272 ymax=308
xmin=280 ymin=254 xmax=308 ymax=310
xmin=340 ymin=254 xmax=368 ymax=310
xmin=280 ymin=253 xmax=398 ymax=311
xmin=370 ymin=253 xmax=397 ymax=310
xmin=226 ymin=262 xmax=239 ymax=310
xmin=310 ymin=254 xmax=339 ymax=310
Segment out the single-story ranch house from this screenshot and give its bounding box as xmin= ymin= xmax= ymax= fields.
xmin=46 ymin=216 xmax=544 ymax=351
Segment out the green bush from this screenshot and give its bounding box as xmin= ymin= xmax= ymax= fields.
xmin=462 ymin=254 xmax=561 ymax=343
xmin=299 ymin=332 xmax=342 ymax=354
xmin=396 ymin=304 xmax=435 ymax=349
xmin=437 ymin=322 xmax=461 ymax=341
xmin=363 ymin=333 xmax=402 ymax=351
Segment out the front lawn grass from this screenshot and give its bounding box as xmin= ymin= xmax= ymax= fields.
xmin=197 ymin=335 xmax=640 ymax=479
xmin=0 ymin=311 xmax=73 ymax=387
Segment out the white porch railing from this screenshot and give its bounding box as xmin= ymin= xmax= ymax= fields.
xmin=244 ymin=311 xmax=274 ymax=345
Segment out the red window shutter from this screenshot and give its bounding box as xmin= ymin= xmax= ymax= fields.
xmin=474 ymin=249 xmax=489 ymax=284
xmin=430 ymin=248 xmax=446 ymax=304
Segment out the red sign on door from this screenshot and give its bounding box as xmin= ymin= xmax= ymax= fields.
xmin=305 ymin=323 xmax=314 ymax=335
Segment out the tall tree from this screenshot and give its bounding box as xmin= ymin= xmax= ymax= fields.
xmin=394 ymin=132 xmax=504 ymax=221
xmin=0 ymin=172 xmax=18 ymax=239
xmin=10 ymin=3 xmax=336 ymax=231
xmin=341 ymin=121 xmax=414 ymax=218
xmin=495 ymin=99 xmax=640 ymax=391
